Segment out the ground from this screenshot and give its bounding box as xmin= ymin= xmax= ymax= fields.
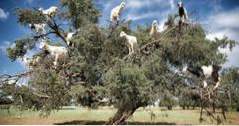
xmin=0 ymin=106 xmax=239 ymax=125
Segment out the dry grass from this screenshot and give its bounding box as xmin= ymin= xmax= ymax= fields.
xmin=0 ymin=106 xmax=238 ymax=125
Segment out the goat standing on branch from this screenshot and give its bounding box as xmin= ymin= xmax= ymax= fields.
xmin=39 ymin=6 xmax=58 ymax=17
xmin=66 ymin=32 xmax=75 ymax=47
xmin=65 ymin=29 xmax=80 ymax=47
xmin=23 ymin=56 xmax=41 ymax=69
xmin=29 ymin=23 xmax=47 ymax=34
xmin=183 ymin=64 xmax=222 ymax=90
xmin=150 ymin=20 xmax=160 ymax=37
xmin=110 ymin=0 xmax=126 ymax=23
xmin=177 ymin=1 xmax=188 ymax=25
xmin=120 ymin=31 xmax=137 ymax=55
xmin=39 ymin=41 xmax=68 ymax=66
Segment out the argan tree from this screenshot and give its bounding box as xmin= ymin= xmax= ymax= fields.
xmin=0 ymin=0 xmax=237 ymax=124
xmin=221 ymin=68 xmax=239 ymax=111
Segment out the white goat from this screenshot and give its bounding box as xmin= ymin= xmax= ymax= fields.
xmin=201 ymin=65 xmax=222 ymax=90
xmin=8 ymin=80 xmax=17 ymax=85
xmin=66 ymin=31 xmax=77 ymax=46
xmin=201 ymin=65 xmax=213 ymax=78
xmin=31 ymin=56 xmax=41 ymax=66
xmin=39 ymin=6 xmax=58 ymax=17
xmin=110 ymin=1 xmax=126 ymax=22
xmin=120 ymin=31 xmax=137 ymax=55
xmin=23 ymin=57 xmax=33 ymax=69
xmin=65 ymin=29 xmax=80 ymax=47
xmin=23 ymin=56 xmax=41 ymax=69
xmin=178 ymin=1 xmax=188 ymax=24
xmin=66 ymin=32 xmax=75 ymax=46
xmin=29 ymin=23 xmax=46 ymax=34
xmin=150 ymin=20 xmax=160 ymax=36
xmin=40 ymin=42 xmax=68 ymax=66
xmin=183 ymin=65 xmax=221 ymax=90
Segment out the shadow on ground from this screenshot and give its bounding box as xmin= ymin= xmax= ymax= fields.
xmin=55 ymin=120 xmax=176 ymax=125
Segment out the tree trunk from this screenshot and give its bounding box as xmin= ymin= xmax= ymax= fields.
xmin=212 ymin=102 xmax=216 ymax=113
xmin=167 ymin=106 xmax=172 ymax=110
xmin=106 ymin=107 xmax=138 ymax=125
xmin=186 ymin=105 xmax=190 ymax=110
xmin=192 ymin=104 xmax=196 ymax=110
xmin=182 ymin=105 xmax=185 ymax=110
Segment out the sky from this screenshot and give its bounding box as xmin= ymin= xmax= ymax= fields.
xmin=0 ymin=0 xmax=239 ymax=75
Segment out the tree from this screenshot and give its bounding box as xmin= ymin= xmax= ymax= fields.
xmin=61 ymin=0 xmax=100 ymax=29
xmin=0 ymin=0 xmax=237 ymax=125
xmin=221 ymin=68 xmax=239 ymax=111
xmin=178 ymin=88 xmax=201 ymax=110
xmin=159 ymin=93 xmax=177 ymax=110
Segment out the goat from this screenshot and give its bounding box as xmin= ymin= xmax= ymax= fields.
xmin=177 ymin=1 xmax=188 ymax=24
xmin=120 ymin=31 xmax=137 ymax=55
xmin=29 ymin=23 xmax=46 ymax=34
xmin=23 ymin=57 xmax=33 ymax=69
xmin=65 ymin=29 xmax=80 ymax=47
xmin=66 ymin=32 xmax=75 ymax=46
xmin=110 ymin=1 xmax=126 ymax=23
xmin=183 ymin=64 xmax=222 ymax=90
xmin=39 ymin=6 xmax=58 ymax=17
xmin=31 ymin=56 xmax=41 ymax=67
xmin=39 ymin=42 xmax=67 ymax=66
xmin=7 ymin=80 xmax=17 ymax=85
xmin=23 ymin=56 xmax=41 ymax=69
xmin=150 ymin=20 xmax=160 ymax=36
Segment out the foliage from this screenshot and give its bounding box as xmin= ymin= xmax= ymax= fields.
xmin=178 ymin=88 xmax=200 ymax=109
xmin=105 ymin=62 xmax=152 ymax=109
xmin=221 ymin=68 xmax=239 ymax=111
xmin=61 ymin=0 xmax=100 ymax=29
xmin=7 ymin=38 xmax=36 ymax=61
xmin=16 ymin=8 xmax=46 ymax=25
xmin=159 ymin=93 xmax=178 ymax=110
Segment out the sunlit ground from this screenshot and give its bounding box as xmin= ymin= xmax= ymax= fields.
xmin=0 ymin=106 xmax=238 ymax=125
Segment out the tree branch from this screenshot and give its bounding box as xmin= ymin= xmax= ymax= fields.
xmin=33 ymin=31 xmax=56 ymax=40
xmin=0 ymin=71 xmax=33 ymax=84
xmin=29 ymin=8 xmax=68 ymax=48
xmin=47 ymin=17 xmax=69 ymax=47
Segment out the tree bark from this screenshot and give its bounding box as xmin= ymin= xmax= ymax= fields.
xmin=106 ymin=106 xmax=138 ymax=125
xmin=167 ymin=106 xmax=172 ymax=110
xmin=212 ymin=102 xmax=216 ymax=113
xmin=182 ymin=106 xmax=185 ymax=110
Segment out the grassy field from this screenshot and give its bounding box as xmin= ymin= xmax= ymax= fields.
xmin=0 ymin=106 xmax=239 ymax=125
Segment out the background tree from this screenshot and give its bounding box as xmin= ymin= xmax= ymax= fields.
xmin=178 ymin=88 xmax=201 ymax=110
xmin=221 ymin=68 xmax=239 ymax=111
xmin=159 ymin=93 xmax=177 ymax=110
